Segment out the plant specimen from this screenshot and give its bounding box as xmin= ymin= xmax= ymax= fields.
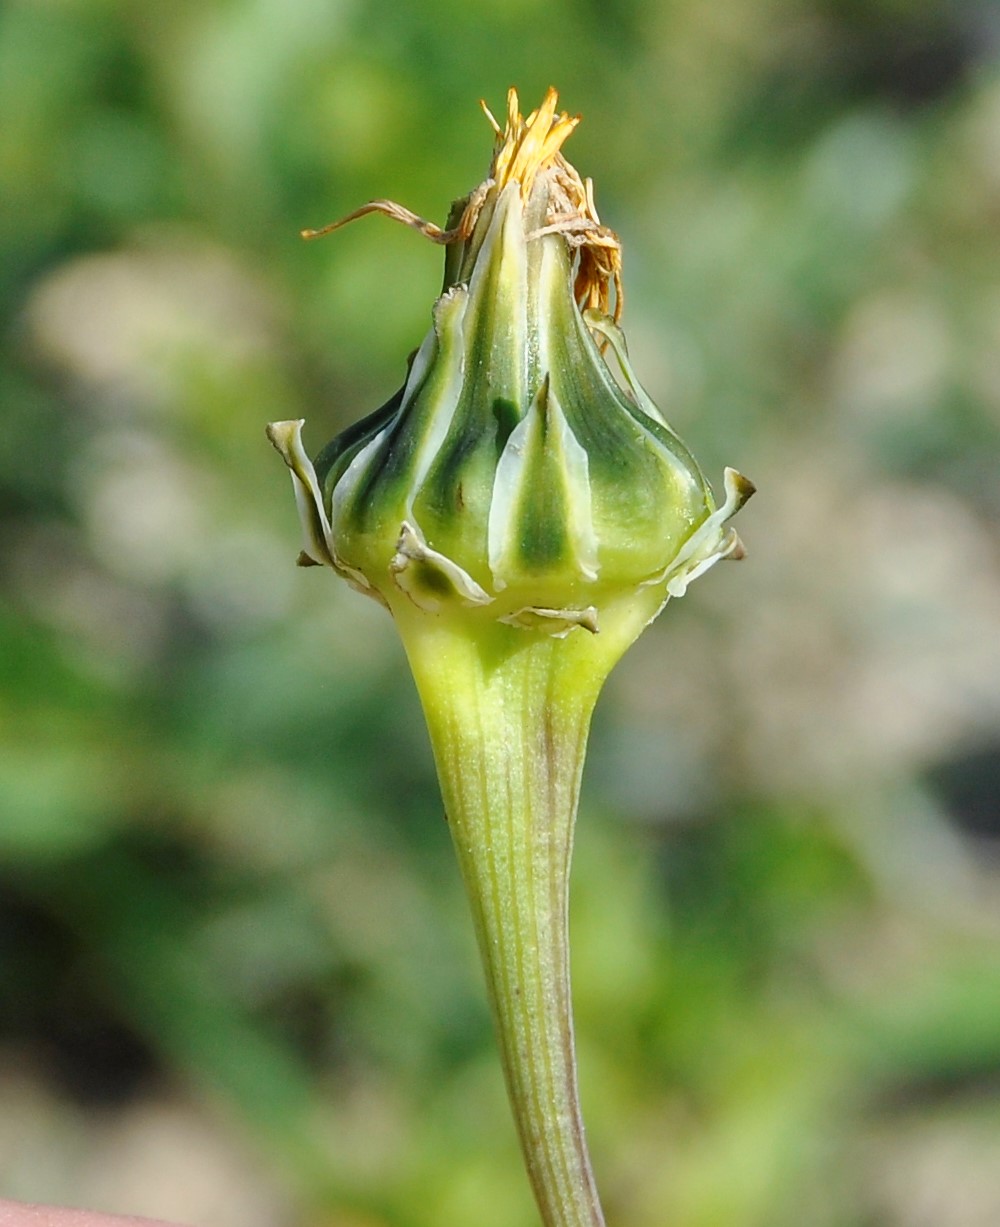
xmin=269 ymin=88 xmax=753 ymax=1227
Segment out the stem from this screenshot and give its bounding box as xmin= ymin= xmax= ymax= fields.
xmin=397 ymin=614 xmax=620 ymax=1227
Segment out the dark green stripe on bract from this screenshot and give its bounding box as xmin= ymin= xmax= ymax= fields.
xmin=408 ymin=557 xmax=457 ymax=598
xmin=513 ymin=386 xmax=569 ymax=571
xmin=336 ymin=291 xmax=467 ymax=540
xmin=410 ymin=405 xmax=498 ymax=569
xmin=487 ymin=376 xmax=598 ymax=593
xmin=492 ymin=397 xmax=519 ymax=456
xmin=315 ymin=385 xmax=403 ymax=504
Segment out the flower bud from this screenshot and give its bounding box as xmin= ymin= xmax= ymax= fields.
xmin=269 ymin=89 xmax=753 ymax=636
xmin=269 ymin=91 xmax=757 ymax=1227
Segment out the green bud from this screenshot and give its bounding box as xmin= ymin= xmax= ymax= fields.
xmin=269 ymin=89 xmax=752 ymax=640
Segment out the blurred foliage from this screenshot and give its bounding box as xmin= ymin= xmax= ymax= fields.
xmin=2 ymin=1 xmax=1000 ymax=1225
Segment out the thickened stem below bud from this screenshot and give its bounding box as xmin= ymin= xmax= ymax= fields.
xmin=396 ymin=609 xmax=632 ymax=1227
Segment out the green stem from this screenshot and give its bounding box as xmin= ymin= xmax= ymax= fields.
xmin=396 ymin=612 xmax=628 ymax=1227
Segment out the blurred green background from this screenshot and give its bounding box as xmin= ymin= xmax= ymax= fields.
xmin=3 ymin=1 xmax=1000 ymax=1225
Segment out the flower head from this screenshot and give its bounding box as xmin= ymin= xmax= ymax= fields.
xmin=269 ymin=89 xmax=753 ymax=638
